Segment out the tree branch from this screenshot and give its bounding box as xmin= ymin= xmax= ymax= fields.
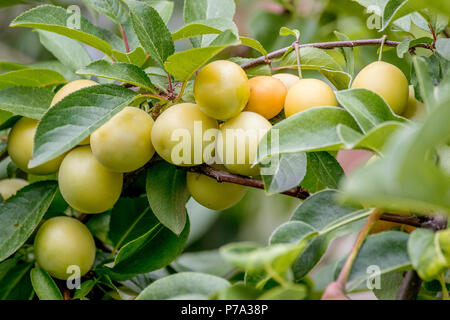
xmin=240 ymin=38 xmax=432 ymax=70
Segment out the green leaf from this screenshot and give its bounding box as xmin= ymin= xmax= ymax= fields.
xmin=408 ymin=229 xmax=450 ymax=281
xmin=0 ymin=61 xmax=28 ymax=72
xmin=146 ymin=162 xmax=189 ymax=235
xmin=171 ymin=250 xmax=235 ymax=278
xmin=183 ymin=0 xmax=236 ymax=47
xmin=335 ymin=89 xmax=406 ymax=134
xmin=396 ymin=37 xmax=432 ymax=58
xmin=81 ymin=0 xmax=128 ymax=25
xmin=30 ymin=84 xmax=137 ymax=168
xmin=124 ymin=0 xmax=174 ymax=66
xmin=279 ymin=26 xmax=300 ymax=39
xmin=109 ymin=197 xmax=154 ymax=250
xmin=337 ymin=122 xmax=406 ymax=154
xmin=0 ymin=181 xmax=58 ymax=262
xmin=270 ymin=190 xmax=370 ymax=279
xmin=10 ymin=5 xmax=123 ymax=56
xmin=37 ymin=30 xmax=92 ymax=72
xmin=0 ymin=87 xmax=54 ymax=120
xmin=164 ymin=30 xmax=240 ymax=81
xmin=73 ymin=279 xmax=97 ymax=300
xmin=112 ymin=46 xmax=147 ymax=66
xmin=137 ymin=272 xmax=230 ymax=300
xmin=77 ymin=60 xmax=154 ymax=91
xmin=280 ymin=47 xmax=351 ymax=89
xmin=373 ymin=271 xmax=404 ymax=300
xmin=257 ymin=107 xmax=361 ymax=163
xmin=261 ymin=152 xmax=307 ymax=194
xmin=111 ymin=214 xmax=189 ymax=278
xmin=0 ymin=261 xmax=33 ymax=300
xmin=240 ymin=36 xmax=268 ymax=57
xmin=146 ymin=0 xmax=174 ymax=24
xmin=30 ymin=61 xmax=81 ymax=82
xmin=307 ymin=152 xmax=344 ymax=189
xmin=334 ymin=31 xmax=354 ymax=77
xmin=258 ymin=284 xmax=307 ymax=300
xmin=343 ymin=231 xmax=411 ymax=290
xmin=30 ymin=266 xmax=63 ymax=300
xmin=0 ymin=69 xmax=66 ymax=90
xmin=436 ymin=38 xmax=450 ymax=61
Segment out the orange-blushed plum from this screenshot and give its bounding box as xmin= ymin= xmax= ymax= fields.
xmin=187 ymin=165 xmax=248 ymax=210
xmin=151 ymin=103 xmax=218 ymax=166
xmin=351 ymin=61 xmax=409 ymax=115
xmin=272 ymin=73 xmax=300 ymax=90
xmin=91 ymin=107 xmax=155 ymax=173
xmin=216 ymin=111 xmax=272 ymax=176
xmin=7 ymin=117 xmax=65 ymax=175
xmin=284 ymin=78 xmax=338 ymax=118
xmin=244 ymin=76 xmax=287 ymax=119
xmin=0 ymin=178 xmax=28 ymax=200
xmin=194 ymin=60 xmax=250 ymax=120
xmin=51 ymin=79 xmax=98 ymax=145
xmin=58 ymin=146 xmax=123 ymax=214
xmin=34 ymin=217 xmax=96 ymax=280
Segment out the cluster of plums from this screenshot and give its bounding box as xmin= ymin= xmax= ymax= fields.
xmin=3 ymin=58 xmax=422 ymax=280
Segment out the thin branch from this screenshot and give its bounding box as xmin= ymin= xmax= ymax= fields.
xmin=240 ymin=38 xmax=432 ymax=70
xmin=189 ymin=164 xmax=310 ymax=200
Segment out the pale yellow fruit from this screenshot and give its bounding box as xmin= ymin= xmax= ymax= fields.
xmin=51 ymin=80 xmax=98 ymax=145
xmin=7 ymin=117 xmax=65 ymax=175
xmin=34 ymin=217 xmax=96 ymax=280
xmin=194 ymin=60 xmax=250 ymax=120
xmin=351 ymin=61 xmax=409 ymax=115
xmin=402 ymin=85 xmax=425 ymax=119
xmin=91 ymin=107 xmax=155 ymax=173
xmin=58 ymin=146 xmax=123 ymax=214
xmin=272 ymin=73 xmax=300 ymax=90
xmin=151 ymin=103 xmax=218 ymax=166
xmin=187 ymin=168 xmax=247 ymax=210
xmin=284 ymin=79 xmax=338 ymax=118
xmin=0 ymin=178 xmax=28 ymax=200
xmin=216 ymin=111 xmax=272 ymax=176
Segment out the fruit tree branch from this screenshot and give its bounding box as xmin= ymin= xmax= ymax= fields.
xmin=240 ymin=38 xmax=432 ymax=70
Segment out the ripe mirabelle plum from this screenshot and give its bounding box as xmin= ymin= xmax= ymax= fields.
xmin=0 ymin=178 xmax=28 ymax=200
xmin=187 ymin=167 xmax=247 ymax=210
xmin=402 ymin=85 xmax=425 ymax=119
xmin=58 ymin=146 xmax=123 ymax=213
xmin=34 ymin=216 xmax=96 ymax=280
xmin=91 ymin=107 xmax=155 ymax=173
xmin=51 ymin=79 xmax=98 ymax=145
xmin=284 ymin=79 xmax=338 ymax=118
xmin=351 ymin=61 xmax=409 ymax=115
xmin=7 ymin=117 xmax=65 ymax=175
xmin=151 ymin=103 xmax=218 ymax=166
xmin=216 ymin=111 xmax=272 ymax=176
xmin=272 ymin=73 xmax=300 ymax=90
xmin=194 ymin=60 xmax=250 ymax=120
xmin=244 ymin=76 xmax=287 ymax=119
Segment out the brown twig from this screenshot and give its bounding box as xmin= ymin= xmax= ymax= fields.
xmin=240 ymin=38 xmax=432 ymax=70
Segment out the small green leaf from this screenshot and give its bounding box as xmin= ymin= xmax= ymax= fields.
xmin=30 ymin=84 xmax=137 ymax=168
xmin=334 ymin=31 xmax=354 ymax=77
xmin=261 ymin=152 xmax=307 ymax=194
xmin=146 ymin=162 xmax=189 ymax=235
xmin=164 ymin=30 xmax=240 ymax=81
xmin=0 ymin=69 xmax=66 ymax=90
xmin=307 ymin=152 xmax=344 ymax=189
xmin=137 ymin=272 xmax=230 ymax=300
xmin=81 ymin=0 xmax=128 ymax=25
xmin=73 ymin=279 xmax=96 ymax=300
xmin=124 ymin=0 xmax=174 ymax=66
xmin=0 ymin=181 xmax=58 ymax=262
xmin=240 ymin=36 xmax=268 ymax=57
xmin=112 ymin=46 xmax=147 ymax=66
xmin=77 ymin=60 xmax=154 ymax=91
xmin=258 ymin=284 xmax=307 ymax=300
xmin=30 ymin=266 xmax=63 ymax=300
xmin=0 ymin=87 xmax=54 ymax=120
xmin=436 ymin=38 xmax=450 ymax=61
xmin=279 ymin=26 xmax=300 ymax=39
xmin=171 ymin=250 xmax=234 ymax=278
